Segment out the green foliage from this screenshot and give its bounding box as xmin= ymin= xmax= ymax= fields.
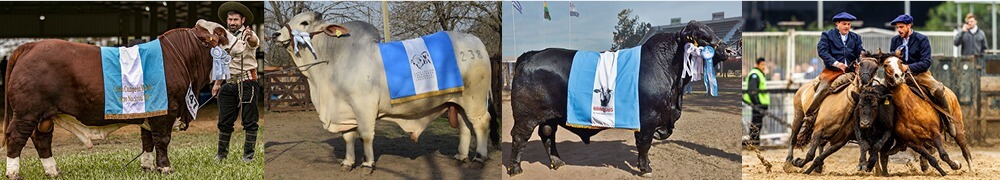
xmin=611 ymin=9 xmax=651 ymax=51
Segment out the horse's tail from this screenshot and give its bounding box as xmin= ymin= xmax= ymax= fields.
xmin=3 ymin=42 xmax=33 ymax=149
xmin=945 ymin=88 xmax=973 ymax=170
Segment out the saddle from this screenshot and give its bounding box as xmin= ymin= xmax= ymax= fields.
xmin=812 ymin=72 xmax=856 ymax=94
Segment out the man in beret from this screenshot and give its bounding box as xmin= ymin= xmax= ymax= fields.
xmin=803 ymin=12 xmax=865 ymax=122
xmin=213 ymin=1 xmax=260 ymax=162
xmin=889 ymin=14 xmax=953 ymax=116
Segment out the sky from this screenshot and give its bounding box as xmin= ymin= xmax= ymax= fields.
xmin=502 ymin=1 xmax=741 ymax=57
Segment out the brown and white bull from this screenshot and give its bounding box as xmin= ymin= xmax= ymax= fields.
xmin=272 ymin=12 xmax=493 ymax=170
xmin=2 ymin=19 xmax=235 ymax=179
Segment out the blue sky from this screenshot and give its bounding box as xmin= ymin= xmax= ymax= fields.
xmin=502 ymin=1 xmax=741 ymax=57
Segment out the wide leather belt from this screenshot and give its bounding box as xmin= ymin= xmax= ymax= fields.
xmin=227 ymin=71 xmax=258 ymax=84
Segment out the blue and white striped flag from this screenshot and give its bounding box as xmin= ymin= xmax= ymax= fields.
xmin=512 ymin=1 xmax=523 ymax=15
xmin=570 ymin=2 xmax=579 ymax=17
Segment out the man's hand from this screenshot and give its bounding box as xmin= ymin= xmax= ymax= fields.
xmin=834 ymin=62 xmax=848 ymax=71
xmin=901 ymin=64 xmax=910 ymax=73
xmin=963 ymin=24 xmax=971 ymax=32
xmin=212 ymin=80 xmax=223 ymax=96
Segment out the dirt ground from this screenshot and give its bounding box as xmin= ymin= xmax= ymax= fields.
xmin=501 ymin=77 xmax=744 ymax=179
xmin=262 ymin=109 xmax=503 ymax=179
xmin=742 ymin=143 xmax=1000 ymax=179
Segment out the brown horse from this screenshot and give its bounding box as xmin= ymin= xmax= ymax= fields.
xmin=3 ymin=20 xmax=233 ymax=179
xmin=783 ymin=56 xmax=880 ymax=174
xmin=882 ymin=55 xmax=971 ymax=176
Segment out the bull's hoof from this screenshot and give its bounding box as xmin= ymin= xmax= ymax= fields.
xmin=640 ymin=172 xmax=653 ymax=177
xmin=6 ymin=173 xmax=21 ymax=180
xmin=157 ymin=167 xmax=174 ymax=174
xmin=466 ymin=156 xmax=486 ymax=169
xmin=45 ymin=171 xmax=59 ymax=178
xmin=340 ymin=163 xmax=353 ymax=171
xmin=141 ymin=166 xmax=155 ymax=172
xmin=507 ymin=166 xmax=523 ymax=176
xmin=549 ymin=156 xmax=565 ymax=170
xmin=360 ymin=164 xmax=375 ymax=174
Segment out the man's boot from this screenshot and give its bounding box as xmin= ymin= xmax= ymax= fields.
xmin=930 ymin=85 xmax=956 ymax=135
xmin=803 ymin=81 xmax=832 ymax=123
xmin=216 ymin=132 xmax=231 ymax=161
xmin=243 ymin=130 xmax=258 ymax=162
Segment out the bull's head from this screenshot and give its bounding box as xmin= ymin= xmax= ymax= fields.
xmin=193 ymin=19 xmax=236 ymax=50
xmin=273 ymin=12 xmax=352 ymax=66
xmin=677 ymin=20 xmax=735 ymax=65
xmin=852 ymin=85 xmax=891 ymax=129
xmin=593 ymin=88 xmax=613 ymax=107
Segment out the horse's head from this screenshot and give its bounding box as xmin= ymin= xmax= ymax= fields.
xmin=677 ymin=20 xmax=733 ymax=64
xmin=274 ymin=12 xmax=379 ymax=68
xmin=856 ymin=55 xmax=880 ymax=86
xmin=882 ymin=50 xmax=906 ymax=86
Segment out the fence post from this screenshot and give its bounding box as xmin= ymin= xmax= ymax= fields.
xmin=786 ymin=29 xmax=796 ymax=80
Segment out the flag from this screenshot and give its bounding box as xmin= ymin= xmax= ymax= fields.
xmin=569 ymin=2 xmax=579 ymax=17
xmin=512 ymin=1 xmax=522 ymax=15
xmin=543 ymin=1 xmax=551 ymax=21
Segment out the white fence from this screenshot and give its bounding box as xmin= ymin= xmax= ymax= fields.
xmin=742 ymin=28 xmax=957 ymax=81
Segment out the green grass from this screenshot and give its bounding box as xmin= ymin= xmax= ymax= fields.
xmin=0 ymin=131 xmax=263 ymax=179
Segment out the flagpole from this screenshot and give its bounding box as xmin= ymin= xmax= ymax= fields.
xmin=569 ymin=1 xmax=572 ymax=47
xmin=512 ymin=3 xmax=517 ymax=56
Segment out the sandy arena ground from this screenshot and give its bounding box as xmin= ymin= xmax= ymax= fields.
xmin=742 ymin=143 xmax=1000 ymax=179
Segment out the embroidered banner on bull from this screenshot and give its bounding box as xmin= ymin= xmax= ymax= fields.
xmin=379 ymin=31 xmax=464 ymax=104
xmin=101 ymin=39 xmax=169 ymax=119
xmin=566 ymin=46 xmax=641 ymax=130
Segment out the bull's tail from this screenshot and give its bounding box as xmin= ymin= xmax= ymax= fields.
xmin=488 ymin=56 xmax=501 ymax=150
xmin=3 ymin=42 xmax=32 ymax=149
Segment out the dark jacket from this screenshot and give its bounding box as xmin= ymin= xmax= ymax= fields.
xmin=953 ymin=28 xmax=988 ymax=56
xmin=817 ymin=29 xmax=864 ymax=72
xmin=890 ymin=31 xmax=932 ymax=74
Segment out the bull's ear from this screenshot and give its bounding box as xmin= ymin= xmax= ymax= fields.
xmin=193 ymin=26 xmax=217 ymax=46
xmin=323 ymin=24 xmax=350 ymax=37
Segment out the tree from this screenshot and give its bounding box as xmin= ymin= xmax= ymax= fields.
xmin=611 ymin=9 xmax=650 ymax=51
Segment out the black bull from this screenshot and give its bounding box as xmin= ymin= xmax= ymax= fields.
xmin=507 ymin=21 xmax=734 ymax=176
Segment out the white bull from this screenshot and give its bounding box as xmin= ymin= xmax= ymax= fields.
xmin=274 ymin=12 xmax=492 ymax=169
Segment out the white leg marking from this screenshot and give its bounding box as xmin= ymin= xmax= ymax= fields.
xmin=6 ymin=157 xmax=19 ymax=177
xmin=140 ymin=151 xmax=155 ymax=170
xmin=40 ymin=157 xmax=58 ymax=177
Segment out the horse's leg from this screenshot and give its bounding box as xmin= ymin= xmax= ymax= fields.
xmin=6 ymin=116 xmax=38 ymax=180
xmin=636 ymin=129 xmax=655 ymax=177
xmin=506 ymin=115 xmax=541 ymax=176
xmin=150 ymin=117 xmax=175 ymax=174
xmin=933 ymin=135 xmax=962 ymax=170
xmin=31 ymin=119 xmax=57 ymax=177
xmin=140 ymin=128 xmax=155 ymax=171
xmin=793 ymin=132 xmax=824 ymax=168
xmin=910 ymin=142 xmax=947 ymax=176
xmin=803 ymin=139 xmax=847 ymax=174
xmin=341 ymin=131 xmax=357 ymax=169
xmin=538 ymin=122 xmax=564 ymax=170
xmin=784 ymin=95 xmax=806 ymax=172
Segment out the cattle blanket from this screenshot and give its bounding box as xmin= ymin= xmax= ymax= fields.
xmin=566 ymin=46 xmax=641 ymax=130
xmin=101 ymin=39 xmax=169 ymax=119
xmin=379 ymin=31 xmax=464 ymax=104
